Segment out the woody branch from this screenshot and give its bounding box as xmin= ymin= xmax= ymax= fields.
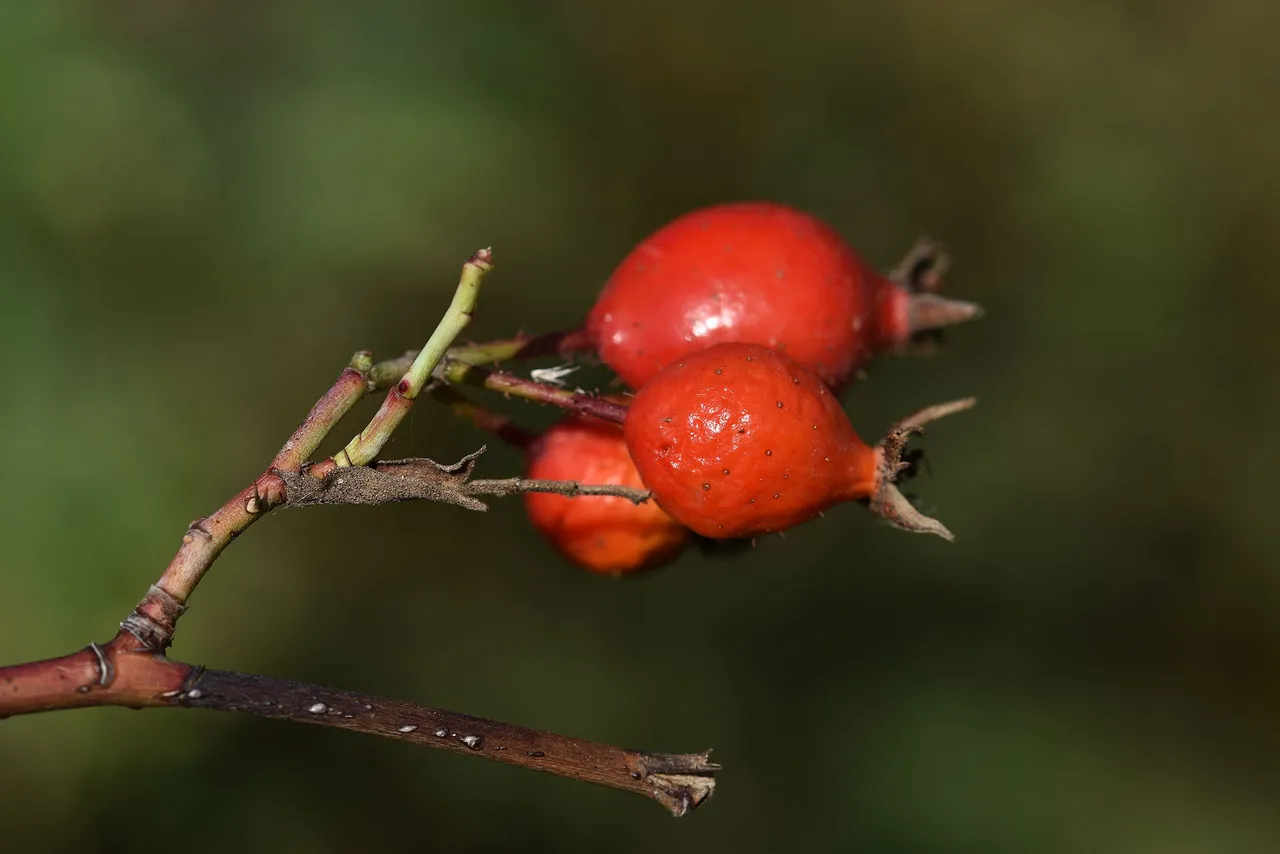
xmin=0 ymin=249 xmax=716 ymax=817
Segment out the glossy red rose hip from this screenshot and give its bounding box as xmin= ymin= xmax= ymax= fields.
xmin=587 ymin=202 xmax=980 ymax=389
xmin=623 ymin=342 xmax=972 ymax=540
xmin=524 ymin=417 xmax=688 ymax=575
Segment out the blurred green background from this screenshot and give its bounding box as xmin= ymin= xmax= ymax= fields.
xmin=3 ymin=1 xmax=1279 ymax=851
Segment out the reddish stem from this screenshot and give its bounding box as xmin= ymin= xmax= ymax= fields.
xmin=273 ymin=358 xmax=373 ymax=470
xmin=477 ymin=369 xmax=630 ymax=425
xmin=0 ymin=634 xmax=187 ymax=716
xmin=0 ymin=635 xmax=716 ymax=816
xmin=127 ymin=360 xmax=374 ymax=648
xmin=431 ymin=386 xmax=540 ymax=450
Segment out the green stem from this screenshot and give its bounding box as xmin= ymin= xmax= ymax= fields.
xmin=369 ymin=351 xmax=420 ymax=390
xmin=404 ymin=249 xmax=494 ymax=397
xmin=335 ymin=249 xmax=494 ymax=468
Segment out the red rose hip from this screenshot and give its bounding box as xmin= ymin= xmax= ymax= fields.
xmin=525 ymin=417 xmax=688 ymax=575
xmin=623 ymin=342 xmax=973 ymax=540
xmin=587 ymin=202 xmax=981 ymax=389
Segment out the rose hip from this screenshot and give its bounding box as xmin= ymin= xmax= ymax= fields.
xmin=623 ymin=342 xmax=972 ymax=540
xmin=587 ymin=201 xmax=981 ymax=389
xmin=525 ymin=417 xmax=688 ymax=575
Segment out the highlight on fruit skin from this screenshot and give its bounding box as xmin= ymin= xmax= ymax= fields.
xmin=622 ymin=342 xmax=973 ymax=540
xmin=523 ymin=417 xmax=689 ymax=576
xmin=585 ymin=201 xmax=982 ymax=390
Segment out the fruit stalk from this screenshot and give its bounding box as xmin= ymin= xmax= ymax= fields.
xmin=430 ymin=385 xmax=539 ymax=450
xmin=441 ymin=362 xmax=630 ymax=425
xmin=468 ymin=476 xmax=651 ymax=505
xmin=426 ymin=390 xmax=655 ymax=504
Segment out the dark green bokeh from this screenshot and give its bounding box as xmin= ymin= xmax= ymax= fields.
xmin=3 ymin=1 xmax=1278 ymax=851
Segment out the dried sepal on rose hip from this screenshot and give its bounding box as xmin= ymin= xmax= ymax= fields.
xmin=623 ymin=342 xmax=973 ymax=540
xmin=586 ymin=201 xmax=981 ymax=390
xmin=524 ymin=416 xmax=688 ymax=576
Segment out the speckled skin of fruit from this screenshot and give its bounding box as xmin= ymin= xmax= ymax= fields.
xmin=587 ymin=202 xmax=910 ymax=389
xmin=624 ymin=342 xmax=880 ymax=539
xmin=524 ymin=417 xmax=689 ymax=575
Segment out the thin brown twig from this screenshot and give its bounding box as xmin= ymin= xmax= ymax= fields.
xmin=0 ymin=640 xmax=716 ymax=816
xmin=468 ymin=477 xmax=651 ymax=505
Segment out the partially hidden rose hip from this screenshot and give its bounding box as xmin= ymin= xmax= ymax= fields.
xmin=525 ymin=417 xmax=688 ymax=575
xmin=624 ymin=342 xmax=974 ymax=540
xmin=587 ymin=201 xmax=982 ymax=390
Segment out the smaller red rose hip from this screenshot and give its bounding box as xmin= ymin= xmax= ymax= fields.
xmin=587 ymin=202 xmax=981 ymax=389
xmin=624 ymin=342 xmax=973 ymax=540
xmin=524 ymin=417 xmax=688 ymax=575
